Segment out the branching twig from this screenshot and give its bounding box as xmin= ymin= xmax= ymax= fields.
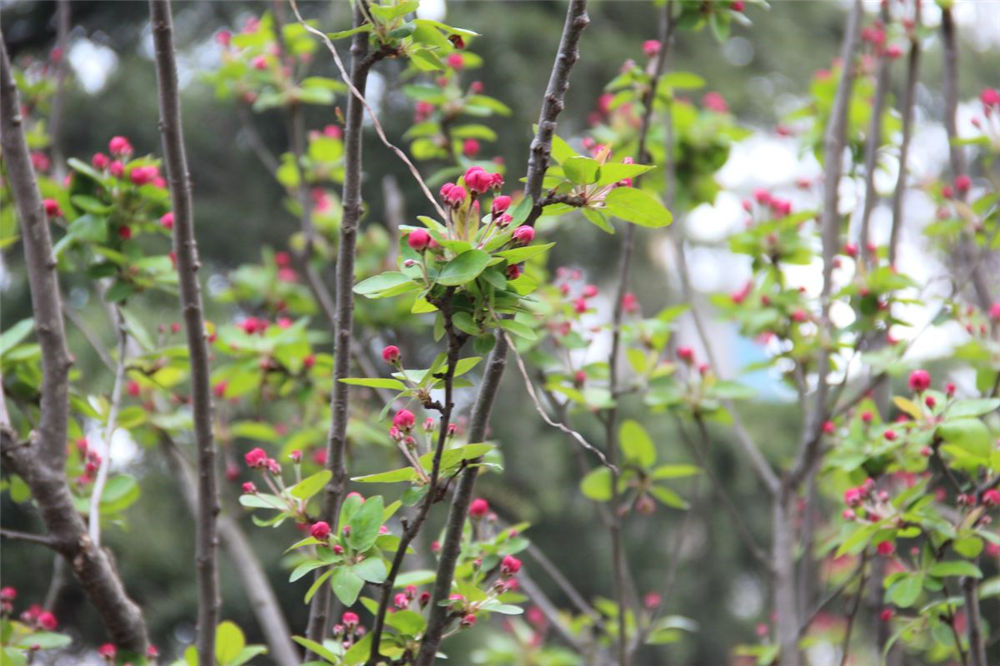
xmin=150 ymin=2 xmax=220 ymax=662
xmin=858 ymin=3 xmax=891 ymax=266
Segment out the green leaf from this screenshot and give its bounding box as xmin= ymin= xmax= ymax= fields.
xmin=562 ymin=156 xmax=600 ymax=184
xmin=928 ymin=560 xmax=982 ymax=579
xmin=352 ymin=467 xmax=419 ymax=484
xmin=327 ymin=24 xmax=373 ymax=40
xmin=289 ymin=470 xmax=332 ymax=501
xmin=603 ymin=187 xmax=672 ymax=227
xmin=354 ymin=272 xmax=416 ymax=298
xmin=649 ymin=485 xmax=688 ymax=509
xmin=348 ymin=495 xmax=385 ymax=551
xmin=340 ymin=377 xmax=407 ymax=390
xmin=0 ymin=318 xmax=33 ymax=355
xmin=651 ymin=464 xmax=701 ymax=479
xmin=947 ymin=399 xmax=1000 ymax=419
xmin=291 ymin=636 xmax=341 ymax=665
xmin=215 ymin=620 xmax=246 ymax=666
xmin=620 ymin=420 xmax=656 ymax=467
xmin=938 ymin=418 xmax=991 ymax=460
xmin=304 ymin=569 xmax=333 ymax=604
xmin=436 ymin=250 xmax=491 ymax=286
xmin=580 ymin=467 xmax=613 ymax=501
xmin=330 ymin=567 xmax=365 ymax=606
xmin=887 ymin=574 xmax=923 ymax=608
xmin=386 ymin=609 xmax=426 ymax=635
xmin=351 ymin=557 xmax=388 ymax=584
xmin=499 ymin=319 xmax=537 ymax=341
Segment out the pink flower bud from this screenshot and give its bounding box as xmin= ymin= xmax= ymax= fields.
xmin=242 ymin=482 xmax=257 ymax=493
xmin=462 ymin=138 xmax=480 ymax=157
xmin=393 ymin=409 xmax=416 ymax=431
xmin=642 ymin=40 xmax=660 ymax=58
xmin=109 ymin=136 xmax=133 ymax=157
xmin=38 ymin=611 xmax=57 ymax=630
xmin=43 ymin=198 xmax=62 ymax=217
xmin=469 ymin=498 xmax=490 ymax=518
xmin=954 ymin=174 xmax=972 ymax=193
xmin=98 ymin=643 xmax=116 ymax=659
xmin=506 ymin=264 xmax=522 ymax=280
xmin=441 ymin=182 xmax=467 ymax=206
xmin=252 ymin=55 xmax=268 ymax=70
xmin=381 ymin=345 xmax=401 ymax=364
xmin=446 ymin=53 xmax=463 ymax=69
xmin=512 ymin=225 xmax=534 ymax=244
xmin=160 ymin=212 xmax=174 ymax=229
xmin=677 ymin=346 xmax=694 ymax=364
xmin=244 ymin=447 xmax=267 ymax=468
xmin=500 ymin=555 xmax=522 ymax=576
xmin=460 ymin=613 xmax=476 ymax=628
xmin=310 ymin=521 xmax=331 ymax=540
xmin=464 ymin=166 xmax=495 ymax=194
xmin=908 ymin=369 xmax=930 ymax=393
xmin=822 ymin=420 xmax=835 ymax=434
xmin=408 ymin=228 xmax=431 ymax=251
xmin=491 ymin=195 xmax=512 ymax=216
xmin=876 ymin=541 xmax=895 ymax=556
xmin=109 ymin=160 xmax=125 ymax=178
xmin=884 ymin=429 xmax=897 ymax=441
xmin=342 ymin=611 xmax=359 ymax=628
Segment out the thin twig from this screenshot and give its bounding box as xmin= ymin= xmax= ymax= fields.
xmin=0 ymin=528 xmax=57 ymax=549
xmin=87 ymin=307 xmax=128 ymax=546
xmin=857 ymin=3 xmax=891 ymax=266
xmin=838 ymin=551 xmax=869 ymax=666
xmin=288 ymin=0 xmax=447 ymax=221
xmin=505 ymin=332 xmax=616 ymax=472
xmin=150 ymin=2 xmax=220 ymax=662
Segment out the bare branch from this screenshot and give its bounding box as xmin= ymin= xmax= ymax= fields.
xmin=858 ymin=3 xmax=891 ymax=266
xmin=149 ymin=2 xmax=220 ymax=662
xmin=1 ymin=31 xmax=149 ymax=653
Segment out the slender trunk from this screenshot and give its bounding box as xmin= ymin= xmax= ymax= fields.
xmin=773 ymin=489 xmax=800 ymax=666
xmin=414 ymin=5 xmax=590 ymax=662
xmin=306 ymin=3 xmax=372 ymax=645
xmin=149 ymin=3 xmax=219 ymax=662
xmin=163 ymin=440 xmax=299 ymax=666
xmin=0 ymin=31 xmax=149 ymax=654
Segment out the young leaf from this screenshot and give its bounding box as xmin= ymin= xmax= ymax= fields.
xmin=603 ymin=187 xmax=672 ymax=227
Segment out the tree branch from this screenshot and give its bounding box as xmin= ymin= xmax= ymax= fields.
xmin=0 ymin=528 xmax=57 ymax=549
xmin=857 ymin=3 xmax=891 ymax=266
xmin=414 ymin=4 xmax=589 ymax=662
xmin=790 ymin=0 xmax=863 ymax=489
xmin=1 ymin=30 xmax=149 ymax=654
xmin=888 ymin=1 xmax=921 ymax=265
xmin=963 ymin=576 xmax=987 ymax=666
xmin=161 ymin=438 xmax=299 ymax=666
xmin=149 ymin=2 xmax=220 ymax=662
xmin=305 ymin=1 xmax=373 ymax=645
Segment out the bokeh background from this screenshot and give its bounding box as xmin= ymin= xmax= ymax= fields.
xmin=2 ymin=1 xmax=998 ymax=664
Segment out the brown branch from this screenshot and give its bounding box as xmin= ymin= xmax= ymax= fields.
xmin=963 ymin=577 xmax=987 ymax=666
xmin=837 ymin=551 xmax=869 ymax=666
xmin=790 ymin=0 xmax=863 ymax=489
xmin=367 ymin=316 xmax=464 ymax=665
xmin=304 ymin=2 xmax=373 ymax=645
xmin=941 ymin=6 xmax=992 ymax=311
xmin=414 ymin=5 xmax=590 ymax=663
xmin=858 ymin=3 xmax=891 ymax=266
xmin=161 ymin=438 xmax=299 ymax=666
xmin=48 ymin=0 xmax=71 ymax=174
xmin=888 ymin=2 xmax=921 ymax=265
xmin=1 ymin=31 xmax=149 ymax=654
xmin=149 ymin=2 xmax=220 ymax=662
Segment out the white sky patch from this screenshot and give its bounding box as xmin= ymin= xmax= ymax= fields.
xmin=68 ymin=38 xmax=118 ymax=94
xmin=416 ymin=0 xmax=447 ymax=22
xmin=685 ymin=191 xmax=744 ymax=243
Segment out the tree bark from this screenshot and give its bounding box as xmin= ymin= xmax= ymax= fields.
xmin=149 ymin=2 xmax=220 ymax=662
xmin=0 ymin=30 xmax=149 ymax=655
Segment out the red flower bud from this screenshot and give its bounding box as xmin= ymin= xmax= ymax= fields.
xmin=98 ymin=643 xmax=116 ymax=659
xmin=43 ymin=198 xmax=62 ymax=217
xmin=310 ymin=521 xmax=331 ymax=540
xmin=381 ymin=345 xmax=401 ymax=364
xmin=469 ymin=498 xmax=490 ymax=518
xmin=512 ymin=225 xmax=534 ymax=244
xmin=500 ymin=555 xmax=522 ymax=576
xmin=242 ymin=482 xmax=257 ymax=493
xmin=160 ymin=212 xmax=174 ymax=229
xmin=393 ymin=409 xmax=416 ymax=431
xmin=408 ymin=228 xmax=431 ymax=252
xmin=109 ymin=136 xmax=133 ymax=157
xmin=908 ymin=369 xmax=930 ymax=393
xmin=244 ymin=447 xmax=267 ymax=468
xmin=491 ymin=195 xmax=512 ymax=216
